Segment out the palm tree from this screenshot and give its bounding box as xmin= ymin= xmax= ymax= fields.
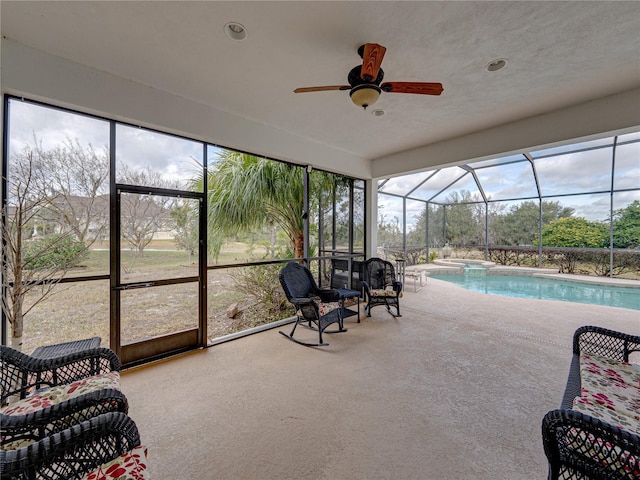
xmin=198 ymin=150 xmax=343 ymax=260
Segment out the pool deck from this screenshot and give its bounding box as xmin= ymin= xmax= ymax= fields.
xmin=122 ymin=275 xmax=639 ymax=480
xmin=408 ymin=259 xmax=640 ymax=288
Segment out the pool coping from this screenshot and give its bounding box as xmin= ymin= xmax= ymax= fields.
xmin=407 ymin=259 xmax=640 ymax=289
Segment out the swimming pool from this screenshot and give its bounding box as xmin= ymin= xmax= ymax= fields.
xmin=429 ymin=274 xmax=640 ymax=311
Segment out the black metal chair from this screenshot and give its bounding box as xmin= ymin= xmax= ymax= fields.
xmin=278 ymin=262 xmax=347 ymax=346
xmin=0 ymin=412 xmax=147 ymax=480
xmin=362 ymin=257 xmax=402 ymax=317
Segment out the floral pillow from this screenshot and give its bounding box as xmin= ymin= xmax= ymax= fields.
xmin=1 ymin=371 xmax=121 ymax=416
xmin=82 ymin=445 xmax=149 ymax=480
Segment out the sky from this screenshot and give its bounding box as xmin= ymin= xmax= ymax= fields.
xmin=378 ymin=133 xmax=640 ymax=228
xmin=6 ymin=98 xmax=640 ymax=229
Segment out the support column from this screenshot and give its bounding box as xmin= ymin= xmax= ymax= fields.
xmin=365 ymin=179 xmax=377 ymax=259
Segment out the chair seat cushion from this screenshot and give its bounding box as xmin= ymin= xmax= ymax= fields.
xmin=581 ymin=353 xmax=640 ymax=390
xmin=369 ymin=289 xmax=397 ymax=297
xmin=573 ymin=395 xmax=640 ymax=434
xmin=1 ymin=371 xmax=121 ymax=416
xmin=317 ymin=302 xmax=340 ymax=316
xmin=578 ymin=353 xmax=640 ymax=430
xmin=82 ymin=445 xmax=149 ymax=480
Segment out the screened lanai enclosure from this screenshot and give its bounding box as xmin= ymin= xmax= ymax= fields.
xmin=1 ymin=97 xmax=364 ymax=364
xmin=377 ymin=132 xmax=640 ymax=277
xmin=1 ymin=96 xmax=639 ymax=366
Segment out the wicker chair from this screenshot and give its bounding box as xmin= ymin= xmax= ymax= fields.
xmin=278 ymin=262 xmax=348 ymax=347
xmin=0 ymin=412 xmax=147 ymax=480
xmin=362 ymin=257 xmax=402 ymax=317
xmin=1 ymin=344 xmax=127 ymax=449
xmin=541 ymin=326 xmax=640 ymax=480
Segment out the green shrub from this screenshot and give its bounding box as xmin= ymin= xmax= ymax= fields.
xmin=23 ymin=234 xmax=88 ymax=270
xmin=230 ymin=263 xmax=295 ymax=325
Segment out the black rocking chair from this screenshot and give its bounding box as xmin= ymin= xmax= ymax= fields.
xmin=278 ymin=262 xmax=348 ymax=347
xmin=362 ymin=257 xmax=402 ymax=317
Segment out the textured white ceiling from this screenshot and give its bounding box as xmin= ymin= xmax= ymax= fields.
xmin=2 ymin=1 xmax=640 ymax=169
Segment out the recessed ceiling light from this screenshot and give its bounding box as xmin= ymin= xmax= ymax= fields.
xmin=371 ymin=109 xmax=385 ymax=117
xmin=224 ymin=22 xmax=247 ymax=41
xmin=486 ymin=58 xmax=507 ymax=72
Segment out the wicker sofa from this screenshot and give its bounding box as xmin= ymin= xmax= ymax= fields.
xmin=542 ymin=326 xmax=640 ymax=480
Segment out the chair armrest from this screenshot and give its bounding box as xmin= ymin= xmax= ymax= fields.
xmin=542 ymin=409 xmax=640 ymax=480
xmin=1 ymin=347 xmax=121 ymax=403
xmin=317 ymin=289 xmax=341 ymax=302
xmin=392 ymin=280 xmax=402 ymax=293
xmin=0 ymin=412 xmax=141 ymax=479
xmin=1 ymin=388 xmax=128 ymax=448
xmin=573 ymin=326 xmax=640 ymax=361
xmin=289 ymin=296 xmax=315 ymax=306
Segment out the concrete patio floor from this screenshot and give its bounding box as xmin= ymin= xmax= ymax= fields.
xmin=121 ymin=277 xmax=639 ymax=480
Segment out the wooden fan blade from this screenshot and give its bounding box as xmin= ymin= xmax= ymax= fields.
xmin=361 ymin=43 xmax=387 ymax=82
xmin=294 ymin=85 xmax=350 ymax=93
xmin=381 ymin=82 xmax=444 ymax=95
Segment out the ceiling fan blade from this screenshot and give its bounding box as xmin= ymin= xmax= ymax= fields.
xmin=294 ymin=85 xmax=350 ymax=93
xmin=381 ymin=82 xmax=444 ymax=95
xmin=360 ymin=43 xmax=386 ymax=82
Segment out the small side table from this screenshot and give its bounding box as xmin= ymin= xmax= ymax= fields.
xmin=336 ymin=288 xmax=361 ymax=323
xmin=30 ymin=337 xmax=103 ymax=386
xmin=31 ymin=337 xmax=101 ymax=359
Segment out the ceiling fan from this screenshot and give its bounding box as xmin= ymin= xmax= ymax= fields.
xmin=294 ymin=43 xmax=443 ymax=110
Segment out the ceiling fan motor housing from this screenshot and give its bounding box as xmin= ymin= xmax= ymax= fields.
xmin=348 ymin=65 xmax=384 ymax=87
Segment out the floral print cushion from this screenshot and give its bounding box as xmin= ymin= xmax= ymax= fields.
xmin=1 ymin=372 xmax=121 ymax=416
xmin=317 ymin=302 xmax=340 ymax=316
xmin=579 ymin=377 xmax=640 ymax=426
xmin=573 ymin=396 xmax=640 ymax=434
xmin=581 ymin=353 xmax=640 ymax=389
xmin=369 ymin=289 xmax=397 ymax=297
xmin=82 ymin=445 xmax=149 ymax=480
xmin=578 ymin=353 xmax=640 ymax=430
xmin=568 ymin=354 xmax=640 ymax=479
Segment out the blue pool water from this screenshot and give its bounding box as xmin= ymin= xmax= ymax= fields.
xmin=429 ymin=274 xmax=640 ymax=311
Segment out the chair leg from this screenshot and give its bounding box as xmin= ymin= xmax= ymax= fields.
xmin=279 ymin=318 xmax=331 ymax=347
xmin=383 ymin=298 xmax=401 ymax=318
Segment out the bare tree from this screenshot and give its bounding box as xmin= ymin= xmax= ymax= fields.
xmin=2 ymin=149 xmax=88 ymax=350
xmin=118 ymin=166 xmax=177 ymax=255
xmin=29 ymin=136 xmax=110 ymax=245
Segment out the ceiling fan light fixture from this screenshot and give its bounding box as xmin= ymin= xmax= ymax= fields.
xmin=224 ymin=22 xmax=247 ymax=41
xmin=350 ymin=84 xmax=381 ymax=110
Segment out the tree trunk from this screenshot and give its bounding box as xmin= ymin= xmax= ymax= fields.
xmin=294 ymin=231 xmax=304 ymax=259
xmin=11 ymin=310 xmax=23 ymax=351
